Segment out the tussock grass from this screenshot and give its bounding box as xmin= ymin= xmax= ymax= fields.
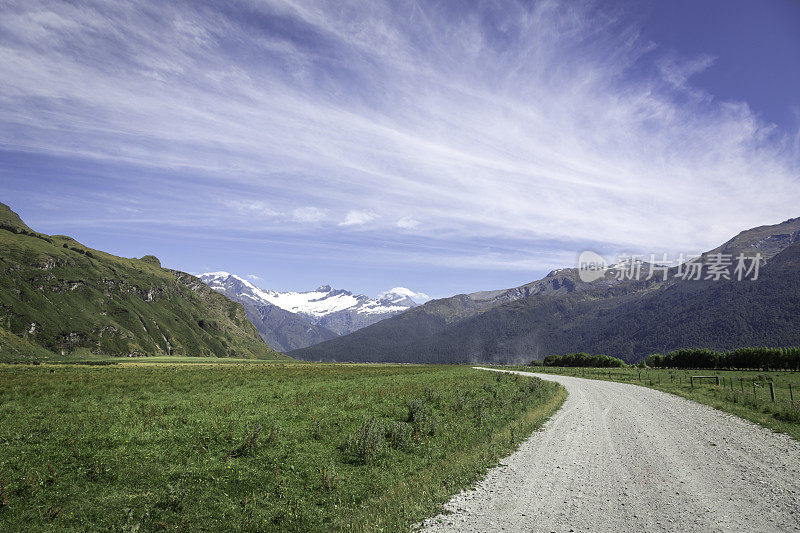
xmin=0 ymin=363 xmax=563 ymax=531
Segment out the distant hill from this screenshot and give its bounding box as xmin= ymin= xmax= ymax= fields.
xmin=0 ymin=202 xmax=287 ymax=361
xmin=290 ymin=217 xmax=800 ymax=364
xmin=199 ymin=272 xmax=427 ymax=350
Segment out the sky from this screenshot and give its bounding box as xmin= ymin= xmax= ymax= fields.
xmin=1 ymin=0 xmax=798 ymax=299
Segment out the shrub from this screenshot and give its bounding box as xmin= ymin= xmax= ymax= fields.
xmin=385 ymin=421 xmax=414 ymax=450
xmin=406 ymin=398 xmax=438 ymax=436
xmin=346 ymin=417 xmax=385 ymax=464
xmin=228 ymin=425 xmax=263 ymax=458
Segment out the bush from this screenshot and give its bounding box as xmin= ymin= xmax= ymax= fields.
xmin=406 ymin=398 xmax=438 ymax=436
xmin=385 ymin=421 xmax=414 ymax=450
xmin=346 ymin=416 xmax=386 ymax=464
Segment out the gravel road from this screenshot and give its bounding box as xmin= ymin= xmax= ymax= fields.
xmin=420 ymin=368 xmax=800 ymax=532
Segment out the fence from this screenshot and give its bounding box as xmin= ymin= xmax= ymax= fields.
xmin=532 ymin=367 xmax=800 ymax=415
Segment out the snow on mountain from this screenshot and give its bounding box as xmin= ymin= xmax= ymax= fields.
xmin=378 ymin=287 xmax=432 ymax=304
xmin=198 ymin=272 xmax=337 ymax=352
xmin=198 ymin=272 xmax=426 ymax=336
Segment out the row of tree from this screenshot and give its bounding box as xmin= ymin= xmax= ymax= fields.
xmin=533 ymin=352 xmax=627 ymax=368
xmin=529 ymin=347 xmax=800 ymax=370
xmin=646 ymin=347 xmax=800 ymax=370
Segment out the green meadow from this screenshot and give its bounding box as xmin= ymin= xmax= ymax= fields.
xmin=0 ymin=363 xmax=564 ymax=532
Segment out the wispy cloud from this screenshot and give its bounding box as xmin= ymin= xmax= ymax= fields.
xmin=291 ymin=207 xmax=327 ymax=223
xmin=396 ymin=217 xmax=421 ymax=229
xmin=225 ymin=200 xmax=279 ymax=218
xmin=0 ymin=0 xmax=798 ymax=286
xmin=658 ymin=52 xmax=716 ymax=90
xmin=339 ymin=210 xmax=377 ymax=227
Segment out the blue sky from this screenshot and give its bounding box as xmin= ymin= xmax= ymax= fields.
xmin=1 ymin=0 xmax=798 ymax=298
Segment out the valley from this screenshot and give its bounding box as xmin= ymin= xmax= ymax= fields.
xmin=2 ymin=1 xmax=798 ymax=531
xmin=2 ymin=199 xmax=800 ymax=531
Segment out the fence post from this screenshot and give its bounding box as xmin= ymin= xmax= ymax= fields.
xmin=753 ymin=380 xmax=756 ymax=398
xmin=690 ymin=376 xmax=694 ymax=388
xmin=716 ymin=376 xmax=720 ymax=386
xmin=769 ymin=382 xmax=775 ymax=403
xmin=740 ymin=379 xmax=744 ymax=393
xmin=790 ymin=384 xmax=794 ymax=405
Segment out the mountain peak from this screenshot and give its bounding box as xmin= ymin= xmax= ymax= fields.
xmin=198 ymin=273 xmax=422 ymax=337
xmin=708 ymin=216 xmax=800 ymax=261
xmin=203 ymin=271 xmax=233 ymax=279
xmin=0 ymin=202 xmax=36 ymax=233
xmin=140 ymin=255 xmax=161 ymax=268
xmin=377 ymin=287 xmax=432 ymax=304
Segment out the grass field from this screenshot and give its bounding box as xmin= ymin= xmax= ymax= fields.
xmin=0 ymin=363 xmax=564 ymax=532
xmin=2 ymin=354 xmax=286 ymax=365
xmin=507 ymin=366 xmax=800 ymax=440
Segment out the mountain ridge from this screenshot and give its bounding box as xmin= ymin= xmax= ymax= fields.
xmin=198 ymin=272 xmax=427 ymax=351
xmin=197 ymin=273 xmax=338 ymax=352
xmin=290 ymin=217 xmax=800 ymax=363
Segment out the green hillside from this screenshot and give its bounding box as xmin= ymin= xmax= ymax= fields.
xmin=0 ymin=202 xmax=287 ymax=361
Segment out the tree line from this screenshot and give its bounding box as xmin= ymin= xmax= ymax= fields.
xmin=646 ymin=347 xmax=800 ymax=371
xmin=530 ymin=352 xmax=627 ymax=368
xmin=529 ymin=347 xmax=800 ymax=370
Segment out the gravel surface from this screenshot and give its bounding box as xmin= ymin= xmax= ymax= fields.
xmin=420 ymin=367 xmax=800 ymax=533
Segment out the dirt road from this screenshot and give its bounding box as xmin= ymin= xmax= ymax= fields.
xmin=420 ymin=368 xmax=800 ymax=532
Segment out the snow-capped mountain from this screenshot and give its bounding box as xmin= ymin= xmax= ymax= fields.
xmin=377 ymin=287 xmax=432 ymax=306
xmin=248 ymin=284 xmax=415 ymax=318
xmin=198 ymin=272 xmax=427 ymax=348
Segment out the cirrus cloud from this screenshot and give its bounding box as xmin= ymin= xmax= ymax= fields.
xmin=291 ymin=207 xmax=327 ymax=223
xmin=339 ymin=210 xmax=378 ymax=227
xmin=0 ymin=0 xmax=798 ymax=295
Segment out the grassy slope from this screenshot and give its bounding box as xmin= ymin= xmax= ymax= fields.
xmin=0 ymin=202 xmax=286 ymax=360
xmin=0 ymin=364 xmax=565 ymax=532
xmin=509 ymin=366 xmax=800 ymax=440
xmin=0 ymin=327 xmax=55 ymax=359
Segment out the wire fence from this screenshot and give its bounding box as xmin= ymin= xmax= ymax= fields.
xmin=530 ymin=366 xmax=800 ymax=416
